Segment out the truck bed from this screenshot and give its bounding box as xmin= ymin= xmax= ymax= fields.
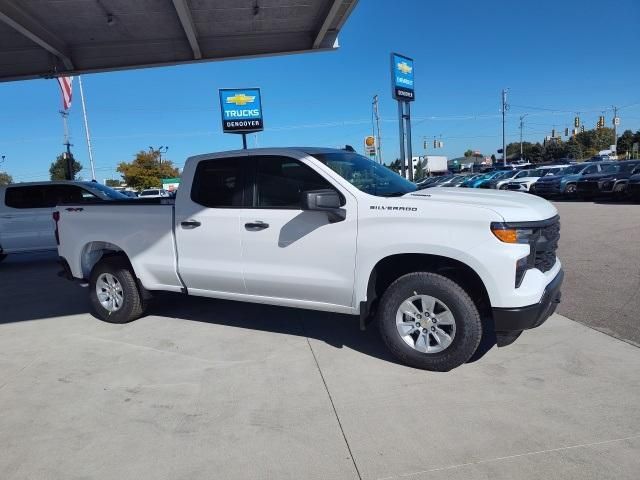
xmin=56 ymin=200 xmax=183 ymax=292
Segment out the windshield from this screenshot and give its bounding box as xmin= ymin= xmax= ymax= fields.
xmin=84 ymin=182 xmax=129 ymax=200
xmin=563 ymin=164 xmax=585 ymax=174
xmin=312 ymin=152 xmax=417 ymax=197
xmin=601 ymin=164 xmax=619 ymax=173
xmin=515 ymin=170 xmax=532 ymax=178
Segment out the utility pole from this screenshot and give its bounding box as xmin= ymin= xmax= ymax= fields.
xmin=612 ymin=105 xmax=618 ymax=155
xmin=372 ymin=95 xmax=383 ymax=164
xmin=60 ymin=110 xmax=74 ymax=180
xmin=501 ymin=88 xmax=508 ymax=166
xmin=519 ymin=114 xmax=528 ymax=161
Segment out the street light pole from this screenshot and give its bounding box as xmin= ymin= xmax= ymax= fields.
xmin=501 ymin=88 xmax=508 ymax=166
xmin=519 ymin=114 xmax=528 ymax=161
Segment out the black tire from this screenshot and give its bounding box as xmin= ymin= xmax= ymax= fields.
xmin=564 ymin=183 xmax=576 ymax=195
xmin=377 ymin=272 xmax=482 ymax=371
xmin=0 ymin=253 xmax=7 ymax=263
xmin=89 ymin=256 xmax=146 ymax=323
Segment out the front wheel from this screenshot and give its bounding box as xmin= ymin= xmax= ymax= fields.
xmin=89 ymin=256 xmax=146 ymax=323
xmin=377 ymin=272 xmax=482 ymax=371
xmin=564 ymin=183 xmax=576 ymax=195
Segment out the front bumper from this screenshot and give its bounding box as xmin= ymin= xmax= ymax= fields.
xmin=492 ymin=268 xmax=564 ymax=333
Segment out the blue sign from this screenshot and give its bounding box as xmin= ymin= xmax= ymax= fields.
xmin=391 ymin=53 xmax=415 ymax=101
xmin=219 ymin=88 xmax=264 ymax=133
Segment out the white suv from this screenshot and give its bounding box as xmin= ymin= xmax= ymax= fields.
xmin=0 ymin=181 xmax=126 ymax=262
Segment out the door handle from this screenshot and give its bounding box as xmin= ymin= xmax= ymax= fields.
xmin=181 ymin=220 xmax=201 ymax=229
xmin=245 ymin=221 xmax=269 ymax=231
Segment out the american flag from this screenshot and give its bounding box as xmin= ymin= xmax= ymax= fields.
xmin=57 ymin=76 xmax=73 ymax=110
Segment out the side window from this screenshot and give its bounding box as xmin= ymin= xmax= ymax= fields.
xmin=46 ymin=185 xmax=96 ymax=205
xmin=253 ymin=156 xmax=336 ymax=209
xmin=4 ymin=186 xmax=48 ymax=209
xmin=191 ymin=157 xmax=245 ymax=208
xmin=584 ymin=165 xmax=597 ymax=175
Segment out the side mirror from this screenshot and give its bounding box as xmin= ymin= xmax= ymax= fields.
xmin=301 ymin=189 xmax=345 ymax=223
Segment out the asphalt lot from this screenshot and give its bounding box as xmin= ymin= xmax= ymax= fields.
xmin=1 ymin=201 xmax=639 ymax=480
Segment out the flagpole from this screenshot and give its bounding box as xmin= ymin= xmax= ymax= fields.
xmin=78 ymin=76 xmax=96 ymax=181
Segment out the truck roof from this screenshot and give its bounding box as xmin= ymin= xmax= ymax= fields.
xmin=185 ymin=147 xmax=354 ymax=165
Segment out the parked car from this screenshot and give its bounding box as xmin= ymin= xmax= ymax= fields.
xmin=463 ymin=171 xmax=506 ymax=188
xmin=532 ymin=162 xmax=611 ymax=197
xmin=505 ymin=166 xmax=565 ymax=192
xmin=476 ymin=170 xmax=516 ymax=189
xmin=56 ymin=147 xmax=563 ymax=371
xmin=458 ymin=173 xmax=485 ymax=187
xmin=435 ymin=174 xmax=469 ymax=187
xmin=120 ymin=190 xmax=139 ymax=198
xmin=575 ymin=160 xmax=640 ymax=199
xmin=0 ymin=181 xmax=127 ymax=261
xmin=139 ymin=188 xmax=171 ymax=198
xmin=415 ymin=175 xmax=453 ymax=189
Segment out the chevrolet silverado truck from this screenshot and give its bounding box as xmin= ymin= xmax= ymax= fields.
xmin=56 ymin=148 xmax=563 ymax=371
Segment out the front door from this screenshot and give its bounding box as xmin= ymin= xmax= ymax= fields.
xmin=175 ymin=155 xmax=249 ymax=296
xmin=240 ymin=154 xmax=357 ymax=308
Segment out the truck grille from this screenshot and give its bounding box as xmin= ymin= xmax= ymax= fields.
xmin=532 ymin=217 xmax=560 ymax=273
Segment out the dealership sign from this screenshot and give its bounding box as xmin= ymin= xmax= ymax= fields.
xmin=391 ymin=53 xmax=414 ymax=101
xmin=219 ymin=88 xmax=264 ymax=133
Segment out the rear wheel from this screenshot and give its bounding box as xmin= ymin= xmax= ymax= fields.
xmin=89 ymin=256 xmax=146 ymax=323
xmin=564 ymin=183 xmax=576 ymax=195
xmin=377 ymin=272 xmax=482 ymax=371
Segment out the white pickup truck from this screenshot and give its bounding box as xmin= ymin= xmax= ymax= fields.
xmin=56 ymin=148 xmax=563 ymax=371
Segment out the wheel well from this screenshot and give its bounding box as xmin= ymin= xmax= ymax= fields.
xmin=81 ymin=241 xmax=132 ymax=279
xmin=366 ymin=254 xmax=491 ymax=316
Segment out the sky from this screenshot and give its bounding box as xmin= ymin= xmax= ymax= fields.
xmin=1 ymin=0 xmax=639 ymax=182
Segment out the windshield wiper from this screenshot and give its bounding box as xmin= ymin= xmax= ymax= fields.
xmin=380 ymin=191 xmax=409 ymax=197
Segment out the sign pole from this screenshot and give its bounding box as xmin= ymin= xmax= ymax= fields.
xmin=405 ymin=101 xmax=413 ymax=182
xmin=398 ymin=101 xmax=406 ymax=178
xmin=242 ymin=133 xmax=247 ymax=149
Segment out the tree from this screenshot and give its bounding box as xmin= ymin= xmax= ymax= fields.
xmin=50 ymin=154 xmax=83 ymax=180
xmin=414 ymin=158 xmax=426 ymax=181
xmin=105 ymin=179 xmax=122 ymax=187
xmin=617 ymin=130 xmax=635 ymax=155
xmin=564 ymin=137 xmax=582 ymax=159
xmin=490 ymin=154 xmax=497 ymax=163
xmin=117 ymin=150 xmax=180 ymax=190
xmin=463 ymin=149 xmax=474 ymax=158
xmin=0 ymin=171 xmax=12 ymax=186
xmin=385 ymin=158 xmax=401 ymax=173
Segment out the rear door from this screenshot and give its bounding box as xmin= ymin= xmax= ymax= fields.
xmin=239 ymin=154 xmax=357 ymax=308
xmin=175 ymin=155 xmax=249 ymax=296
xmin=1 ymin=185 xmax=56 ymax=252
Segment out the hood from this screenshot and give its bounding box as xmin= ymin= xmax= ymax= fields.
xmin=509 ymin=176 xmax=541 ymax=183
xmin=405 ymin=188 xmax=557 ymax=222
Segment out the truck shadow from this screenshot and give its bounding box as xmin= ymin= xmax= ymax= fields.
xmin=0 ymin=252 xmax=497 ymax=368
xmin=148 ymin=293 xmax=497 ymax=368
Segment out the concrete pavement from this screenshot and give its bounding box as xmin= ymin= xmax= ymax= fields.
xmin=1 ymin=252 xmax=639 ymax=480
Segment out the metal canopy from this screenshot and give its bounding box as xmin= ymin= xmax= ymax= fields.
xmin=0 ymin=0 xmax=358 ymax=82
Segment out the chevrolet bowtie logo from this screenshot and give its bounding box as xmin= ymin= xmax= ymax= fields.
xmin=397 ymin=61 xmax=412 ymax=75
xmin=226 ymin=93 xmax=255 ymax=106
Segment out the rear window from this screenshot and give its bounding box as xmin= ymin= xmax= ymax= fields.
xmin=5 ymin=186 xmax=48 ymax=209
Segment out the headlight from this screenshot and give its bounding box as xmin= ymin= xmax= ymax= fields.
xmin=491 ymin=223 xmax=539 ymax=287
xmin=490 ymin=224 xmax=535 ymax=244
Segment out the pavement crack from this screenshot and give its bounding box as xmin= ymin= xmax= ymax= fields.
xmin=302 ymin=321 xmax=363 ymax=480
xmin=377 ymin=433 xmax=640 ymax=480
